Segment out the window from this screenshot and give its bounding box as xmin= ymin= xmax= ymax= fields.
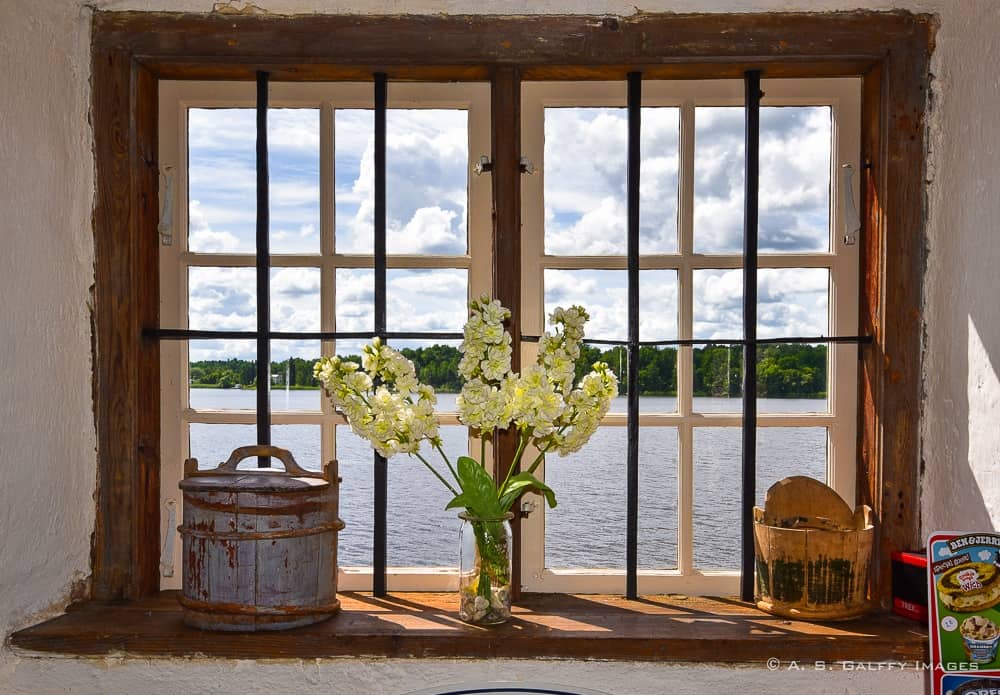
xmin=158 ymin=81 xmax=491 ymax=591
xmin=158 ymin=75 xmax=860 ymax=595
xmin=518 ymin=79 xmax=860 ymax=594
xmin=85 ymin=12 xmax=932 ymax=607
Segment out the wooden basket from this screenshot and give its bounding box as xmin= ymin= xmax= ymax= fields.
xmin=753 ymin=476 xmax=874 ymax=621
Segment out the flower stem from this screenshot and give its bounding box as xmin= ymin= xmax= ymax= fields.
xmin=525 ymin=441 xmax=554 ymax=477
xmin=499 ymin=430 xmax=531 ymax=493
xmin=413 ymin=450 xmax=460 ymax=496
xmin=432 ymin=442 xmax=461 ymax=486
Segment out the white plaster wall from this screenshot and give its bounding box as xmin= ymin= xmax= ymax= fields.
xmin=0 ymin=0 xmax=96 ymax=638
xmin=1 ymin=0 xmax=998 ymax=692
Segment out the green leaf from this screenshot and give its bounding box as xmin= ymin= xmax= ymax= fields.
xmin=445 ymin=493 xmax=469 ymax=511
xmin=455 ymin=456 xmax=502 ymax=519
xmin=499 ymin=472 xmax=557 ymax=511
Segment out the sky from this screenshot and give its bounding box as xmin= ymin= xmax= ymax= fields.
xmin=185 ymin=102 xmax=831 ymax=362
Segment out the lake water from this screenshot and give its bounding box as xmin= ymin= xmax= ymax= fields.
xmin=188 ymin=388 xmax=828 ymax=571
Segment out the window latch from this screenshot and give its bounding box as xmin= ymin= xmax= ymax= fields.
xmin=840 ymin=163 xmax=861 ymax=246
xmin=160 ymin=499 xmax=177 ymax=577
xmin=473 ymin=155 xmax=535 ymax=176
xmin=520 ymin=498 xmax=537 ymax=519
xmin=158 ymin=165 xmax=175 ymax=246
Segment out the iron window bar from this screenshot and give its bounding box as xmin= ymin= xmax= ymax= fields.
xmin=520 ymin=336 xmax=872 ymax=347
xmin=742 ymin=70 xmax=763 ymax=601
xmin=150 ymin=330 xmax=464 ymax=341
xmin=373 ymin=72 xmax=389 ymax=597
xmin=625 ymin=72 xmax=642 ymax=600
xmin=255 ymin=71 xmax=271 ymax=468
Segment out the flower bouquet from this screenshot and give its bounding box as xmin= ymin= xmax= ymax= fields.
xmin=314 ymin=296 xmax=617 ymax=624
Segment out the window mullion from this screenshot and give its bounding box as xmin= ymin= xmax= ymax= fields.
xmin=320 ymin=100 xmax=336 ymax=490
xmin=676 ymin=99 xmax=696 ymax=577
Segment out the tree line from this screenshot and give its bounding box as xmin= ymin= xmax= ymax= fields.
xmin=191 ymin=343 xmax=827 ymax=398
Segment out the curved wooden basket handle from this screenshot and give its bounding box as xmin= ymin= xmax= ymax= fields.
xmin=205 ymin=445 xmax=315 ymax=478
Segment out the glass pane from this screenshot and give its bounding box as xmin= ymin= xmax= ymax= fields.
xmin=639 ymin=427 xmax=678 ymax=569
xmin=640 ymin=107 xmax=680 ymax=254
xmin=387 ymin=425 xmax=466 ymax=567
xmin=188 ymin=267 xmax=256 ymax=331
xmin=387 ymin=110 xmax=468 ymax=255
xmin=760 ymin=107 xmax=831 ymax=253
xmin=271 ymin=267 xmax=319 ymax=332
xmin=334 ymin=109 xmax=373 ymax=254
xmin=270 ymin=340 xmax=320 ymax=412
xmin=336 ymin=426 xmax=374 ymax=567
xmin=269 ymin=108 xmax=320 ymax=254
xmin=758 ymin=268 xmax=829 ymax=338
xmin=189 ymin=339 xmax=257 ymax=410
xmin=272 ymin=424 xmax=322 ymax=472
xmin=393 ymin=339 xmax=463 ymax=400
xmin=189 ymin=423 xmax=256 ymax=470
xmin=638 ymin=347 xmax=678 ymax=414
xmin=757 ymin=343 xmax=829 ymax=413
xmin=335 ymin=267 xmax=373 ymax=334
xmin=693 ymin=344 xmax=743 ymax=413
xmin=546 ymin=426 xmax=626 ymax=570
xmin=544 ymin=269 xmax=625 ymax=342
xmin=544 ymin=107 xmax=627 ymax=255
xmin=693 ymin=427 xmax=827 ymax=570
xmin=694 ymin=106 xmax=744 ymax=254
xmin=693 ymin=268 xmax=743 ymax=340
xmin=640 ymin=269 xmax=678 ymax=342
xmin=333 ymin=109 xmax=469 ymax=255
xmin=387 ymin=268 xmax=467 ymax=333
xmin=188 ymin=108 xmax=256 ymax=253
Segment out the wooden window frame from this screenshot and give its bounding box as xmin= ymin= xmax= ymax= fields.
xmin=91 ymin=10 xmax=933 ymax=609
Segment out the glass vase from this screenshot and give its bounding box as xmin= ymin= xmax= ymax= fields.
xmin=458 ymin=512 xmax=513 ymax=625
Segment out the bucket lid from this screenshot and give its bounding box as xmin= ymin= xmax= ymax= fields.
xmin=180 ymin=467 xmax=330 ymax=493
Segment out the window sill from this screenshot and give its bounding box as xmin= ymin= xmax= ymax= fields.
xmin=9 ymin=591 xmax=927 ymax=663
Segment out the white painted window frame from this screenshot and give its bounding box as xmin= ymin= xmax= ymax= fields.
xmin=157 ymin=80 xmax=491 ymax=591
xmin=519 ymin=79 xmax=861 ymax=594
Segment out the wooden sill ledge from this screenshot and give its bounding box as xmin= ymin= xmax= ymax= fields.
xmin=9 ymin=591 xmax=927 ymax=663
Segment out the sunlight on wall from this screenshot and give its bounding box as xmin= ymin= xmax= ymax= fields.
xmin=967 ymin=318 xmax=1000 ymax=529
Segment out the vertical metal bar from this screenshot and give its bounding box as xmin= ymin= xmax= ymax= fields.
xmin=626 ymin=72 xmax=642 ymax=600
xmin=372 ymin=72 xmax=388 ymax=597
xmin=741 ymin=70 xmax=762 ymax=602
xmin=255 ymin=71 xmax=271 ymax=468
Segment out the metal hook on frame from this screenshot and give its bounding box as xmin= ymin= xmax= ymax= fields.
xmin=840 ymin=163 xmax=861 ymax=246
xmin=158 ymin=165 xmax=176 ymax=246
xmin=472 ymin=155 xmax=535 ymax=176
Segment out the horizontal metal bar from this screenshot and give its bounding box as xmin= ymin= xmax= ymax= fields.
xmin=521 ymin=335 xmax=873 ymax=347
xmin=148 ymin=329 xmax=464 ymax=341
xmin=151 ymin=328 xmax=870 ymax=347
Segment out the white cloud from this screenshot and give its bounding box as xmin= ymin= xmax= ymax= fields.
xmin=188 ymin=200 xmax=240 ymax=253
xmin=387 ymin=206 xmax=461 ymax=254
xmin=188 ymin=267 xmax=257 ymax=332
xmin=335 ymin=109 xmax=468 ymax=255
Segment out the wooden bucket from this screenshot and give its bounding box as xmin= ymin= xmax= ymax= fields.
xmin=753 ymin=476 xmax=874 ymax=621
xmin=178 ymin=445 xmax=345 ymax=631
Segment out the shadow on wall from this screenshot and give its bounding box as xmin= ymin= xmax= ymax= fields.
xmin=922 ymin=313 xmax=999 ymax=536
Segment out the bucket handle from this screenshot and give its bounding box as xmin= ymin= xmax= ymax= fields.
xmin=186 ymin=445 xmax=316 ymax=478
